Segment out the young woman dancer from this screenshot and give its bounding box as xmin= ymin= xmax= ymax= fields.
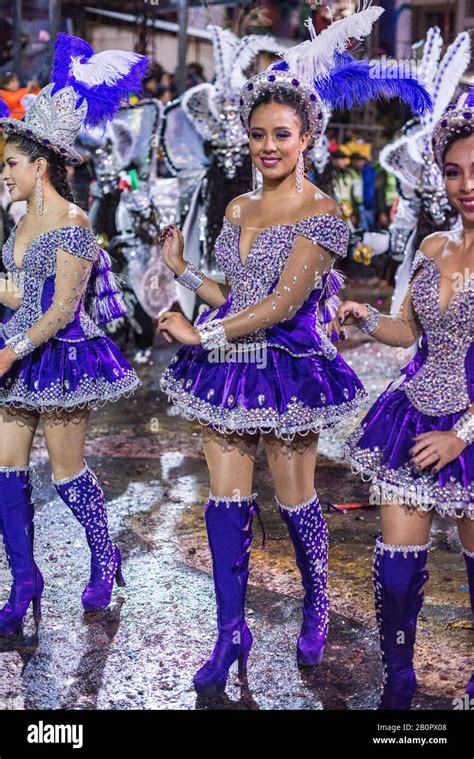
xmin=337 ymin=87 xmax=474 ymax=709
xmin=0 ymin=34 xmax=147 ymax=635
xmin=158 ymin=6 xmax=431 ymax=695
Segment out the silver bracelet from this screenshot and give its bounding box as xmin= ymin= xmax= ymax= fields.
xmin=357 ymin=303 xmax=382 ymax=334
xmin=174 ymin=263 xmax=204 ymax=291
xmin=452 ymin=410 xmax=474 ymax=446
xmin=5 ymin=332 xmax=36 ymax=359
xmin=196 ymin=318 xmax=231 ymax=349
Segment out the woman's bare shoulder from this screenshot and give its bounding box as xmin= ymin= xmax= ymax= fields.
xmin=224 ymin=192 xmax=256 ymax=225
xmin=418 ymin=232 xmax=452 ymax=259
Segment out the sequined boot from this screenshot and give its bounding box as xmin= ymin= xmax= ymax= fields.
xmin=462 ymin=546 xmax=474 ymax=697
xmin=0 ymin=467 xmax=44 ymax=636
xmin=373 ymin=536 xmax=431 ymax=710
xmin=277 ymin=492 xmax=329 ymax=666
xmin=52 ymin=462 xmax=125 ymax=612
xmin=193 ymin=492 xmax=263 ymax=695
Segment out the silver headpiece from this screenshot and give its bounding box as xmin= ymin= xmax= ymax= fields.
xmin=0 ymin=33 xmax=149 ymax=165
xmin=380 ymin=27 xmax=470 ymax=228
xmin=432 ymin=87 xmax=474 ymax=169
xmin=0 ymin=83 xmax=87 ymax=165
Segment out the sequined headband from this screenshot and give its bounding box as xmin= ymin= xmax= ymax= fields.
xmin=239 ymin=69 xmax=327 ymax=143
xmin=432 ymin=89 xmax=474 ymax=169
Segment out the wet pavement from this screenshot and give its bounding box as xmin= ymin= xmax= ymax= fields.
xmin=0 ymin=296 xmax=472 ymax=710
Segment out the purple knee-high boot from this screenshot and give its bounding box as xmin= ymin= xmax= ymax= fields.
xmin=277 ymin=492 xmax=329 ymax=667
xmin=52 ymin=462 xmax=125 ymax=612
xmin=0 ymin=466 xmax=44 ymax=636
xmin=462 ymin=546 xmax=474 ymax=697
xmin=373 ymin=536 xmax=431 ymax=710
xmin=193 ymin=491 xmax=264 ymax=695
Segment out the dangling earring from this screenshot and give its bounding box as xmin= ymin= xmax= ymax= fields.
xmin=252 ymin=163 xmax=258 ymax=191
xmin=296 ymin=151 xmax=304 ymax=194
xmin=36 ymin=176 xmax=44 ymax=215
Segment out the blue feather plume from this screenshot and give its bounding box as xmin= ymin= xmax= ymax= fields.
xmin=50 ymin=33 xmax=149 ymax=127
xmin=0 ymin=98 xmax=9 ymax=119
xmin=314 ymin=53 xmax=432 ymax=115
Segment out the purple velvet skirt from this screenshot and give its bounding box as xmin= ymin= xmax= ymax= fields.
xmin=0 ymin=334 xmax=141 ymax=413
xmin=160 ymin=329 xmax=367 ymax=441
xmin=344 ymin=384 xmax=474 ymax=519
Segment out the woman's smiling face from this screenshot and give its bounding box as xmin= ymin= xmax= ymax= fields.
xmin=248 ymin=101 xmax=310 ymax=182
xmin=443 ymin=135 xmax=474 ymax=221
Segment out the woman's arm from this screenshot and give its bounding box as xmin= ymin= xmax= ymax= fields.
xmin=0 ymin=273 xmax=22 ymax=310
xmin=356 ymin=282 xmax=421 ymax=348
xmin=196 ymin=236 xmax=333 ymax=346
xmin=174 ymin=260 xmax=230 ymax=308
xmin=4 ymin=248 xmax=92 ymax=359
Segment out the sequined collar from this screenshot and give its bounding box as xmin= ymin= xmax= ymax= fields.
xmin=9 ymin=223 xmax=94 ymax=273
xmin=224 ymin=214 xmax=332 ymax=267
xmin=414 ymin=248 xmax=474 ymax=317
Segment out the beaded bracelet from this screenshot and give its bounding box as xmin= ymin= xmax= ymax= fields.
xmin=196 ymin=318 xmax=231 ymax=350
xmin=5 ymin=332 xmax=36 ymax=359
xmin=356 ymin=303 xmax=382 ymax=334
xmin=174 ymin=263 xmax=204 ymax=291
xmin=452 ymin=410 xmax=474 ymax=446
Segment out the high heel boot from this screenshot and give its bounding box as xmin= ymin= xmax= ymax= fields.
xmin=373 ymin=536 xmax=431 ymax=710
xmin=193 ymin=492 xmax=264 ymax=695
xmin=52 ymin=461 xmax=125 ymax=612
xmin=0 ymin=466 xmax=44 ymax=636
xmin=277 ymin=491 xmax=329 ymax=666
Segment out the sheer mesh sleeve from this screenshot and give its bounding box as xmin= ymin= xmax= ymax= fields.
xmin=221 ymin=235 xmax=333 ymax=342
xmin=356 ymin=253 xmax=424 ymax=348
xmin=0 ymin=273 xmax=22 ymax=310
xmin=24 ymin=248 xmax=92 ymax=347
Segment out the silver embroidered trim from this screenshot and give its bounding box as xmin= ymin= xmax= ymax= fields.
xmin=52 ymin=461 xmax=89 ymax=486
xmin=345 ymin=427 xmax=474 ymax=519
xmin=375 ymin=536 xmax=433 ymax=557
xmin=453 ymin=410 xmax=474 ymax=446
xmin=208 ymin=491 xmax=258 ymax=507
xmin=462 ymin=545 xmax=474 ymax=558
xmin=5 ymin=332 xmax=36 ymax=359
xmin=175 ymin=262 xmax=205 ymax=291
xmin=0 ymin=465 xmax=32 ymax=473
xmin=0 ymin=372 xmax=141 ymax=413
xmin=356 ymin=304 xmax=381 ymax=335
xmin=160 ymin=369 xmax=367 ymax=441
xmin=197 ymin=318 xmax=231 ymax=350
xmin=275 ymin=491 xmax=318 ymax=513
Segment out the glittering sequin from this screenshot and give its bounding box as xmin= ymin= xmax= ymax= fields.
xmin=1 ymin=225 xmax=102 ymax=343
xmin=402 ymin=250 xmax=474 ymax=414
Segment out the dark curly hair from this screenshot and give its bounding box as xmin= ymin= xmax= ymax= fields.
xmin=248 ymin=88 xmax=312 ymax=147
xmin=5 ymin=133 xmax=75 ymax=203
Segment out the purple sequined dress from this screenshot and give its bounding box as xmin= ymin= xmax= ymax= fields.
xmin=0 ymin=224 xmax=141 ymax=411
xmin=345 ymin=249 xmax=474 ymax=519
xmin=160 ymin=213 xmax=367 ymax=440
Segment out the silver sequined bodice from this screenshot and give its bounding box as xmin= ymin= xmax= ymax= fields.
xmin=213 ymin=213 xmax=350 ymax=349
xmin=402 ymin=249 xmax=474 ymax=415
xmin=0 ymin=224 xmax=102 ymax=342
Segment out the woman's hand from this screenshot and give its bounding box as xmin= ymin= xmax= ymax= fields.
xmin=410 ymin=430 xmax=466 ymax=473
xmin=331 ymin=301 xmax=368 ymax=337
xmin=0 ymin=347 xmax=17 ymax=377
xmin=159 ymin=224 xmax=187 ymax=277
xmin=157 ymin=311 xmax=201 ymax=345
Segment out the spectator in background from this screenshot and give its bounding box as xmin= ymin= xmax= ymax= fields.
xmin=351 ymin=152 xmax=376 ymax=231
xmin=0 ymin=72 xmax=40 ymax=119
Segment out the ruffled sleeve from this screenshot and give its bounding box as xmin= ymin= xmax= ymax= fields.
xmin=294 ymin=214 xmax=350 ymax=258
